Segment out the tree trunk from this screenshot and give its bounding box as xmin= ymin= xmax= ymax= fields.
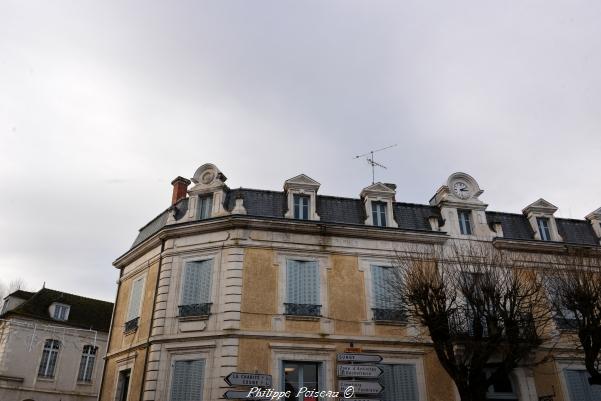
xmin=458 ymin=384 xmax=489 ymax=401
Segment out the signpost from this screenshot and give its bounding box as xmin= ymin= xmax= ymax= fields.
xmin=223 ymin=372 xmax=272 ymax=400
xmin=336 ymin=353 xmax=383 ymax=363
xmin=224 ymin=373 xmax=272 ymax=388
xmin=338 ymin=380 xmax=383 ymax=395
xmin=223 ymin=390 xmax=270 ymax=400
xmin=337 ymin=364 xmax=383 ymax=378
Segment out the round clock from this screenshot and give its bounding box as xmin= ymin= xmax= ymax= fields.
xmin=452 ymin=181 xmax=471 ymax=199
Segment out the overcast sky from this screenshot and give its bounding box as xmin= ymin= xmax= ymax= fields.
xmin=1 ymin=1 xmax=600 ymax=301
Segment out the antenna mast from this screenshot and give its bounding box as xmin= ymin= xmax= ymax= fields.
xmin=353 ymin=144 xmax=397 ymax=184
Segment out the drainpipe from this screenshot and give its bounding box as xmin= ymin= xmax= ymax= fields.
xmin=139 ymin=238 xmax=165 ymax=401
xmin=97 ymin=267 xmax=124 ymax=401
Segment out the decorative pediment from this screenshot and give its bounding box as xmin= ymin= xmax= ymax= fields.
xmin=360 ymin=182 xmax=396 ymax=198
xmin=522 ymin=198 xmax=558 ymax=216
xmin=189 ymin=163 xmax=227 ymax=194
xmin=430 ymin=172 xmax=485 ymax=207
xmin=283 ymin=174 xmax=321 ymax=191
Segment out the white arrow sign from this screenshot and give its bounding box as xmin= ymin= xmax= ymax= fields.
xmin=338 ymin=380 xmax=384 ymax=394
xmin=336 ymin=353 xmax=383 ymax=363
xmin=337 ymin=364 xmax=383 ymax=378
xmin=223 ymin=390 xmax=271 ymax=400
xmin=224 ymin=372 xmax=272 ymax=387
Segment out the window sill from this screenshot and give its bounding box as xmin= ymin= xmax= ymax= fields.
xmin=76 ymin=381 xmax=94 ymax=386
xmin=178 ymin=315 xmax=210 ymax=322
xmin=36 ymin=376 xmax=55 ymax=382
xmin=285 ymin=315 xmax=321 ymax=322
xmin=373 ymin=319 xmax=408 ymax=326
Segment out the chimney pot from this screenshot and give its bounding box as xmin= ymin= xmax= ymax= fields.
xmin=171 ymin=176 xmax=191 ymax=205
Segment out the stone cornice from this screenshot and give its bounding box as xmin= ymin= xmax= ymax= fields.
xmin=113 ymin=215 xmax=448 ymax=268
xmin=493 ymin=237 xmax=601 ymax=254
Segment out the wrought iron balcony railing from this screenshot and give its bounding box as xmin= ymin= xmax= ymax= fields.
xmin=284 ymin=303 xmax=321 ymax=317
xmin=178 ymin=303 xmax=212 ymax=318
xmin=124 ymin=317 xmax=139 ymax=333
xmin=372 ymin=308 xmax=407 ymax=322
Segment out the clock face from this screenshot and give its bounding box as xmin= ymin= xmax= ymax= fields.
xmin=452 ymin=181 xmax=471 ymax=199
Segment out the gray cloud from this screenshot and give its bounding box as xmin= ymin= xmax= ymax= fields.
xmin=1 ymin=1 xmax=600 ymax=301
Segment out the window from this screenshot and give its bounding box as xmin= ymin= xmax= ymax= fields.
xmin=283 ymin=361 xmax=320 ymax=401
xmin=544 ymin=276 xmax=578 ymax=330
xmin=486 ymin=369 xmax=518 ymax=401
xmin=285 ymin=260 xmax=320 ymax=317
xmin=537 ymin=217 xmax=551 ymax=241
xmin=115 ymin=369 xmax=131 ymax=401
xmin=198 ymin=195 xmax=212 ymax=220
xmin=179 ymin=260 xmax=213 ymax=317
xmin=52 ymin=303 xmax=70 ymax=320
xmin=77 ymin=345 xmax=97 ymax=382
xmin=38 ymin=339 xmax=60 ymax=378
xmin=293 ymin=194 xmax=310 ymax=220
xmin=458 ymin=209 xmax=472 ymax=235
xmin=125 ymin=276 xmax=145 ymax=332
xmin=170 ymin=359 xmax=205 ymax=401
xmin=371 ymin=265 xmax=405 ymax=322
xmin=377 ymin=364 xmax=418 ymax=401
xmin=564 ymin=369 xmax=601 ymax=401
xmin=372 ymin=201 xmax=387 ymax=227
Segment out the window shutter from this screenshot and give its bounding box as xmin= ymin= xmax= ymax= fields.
xmin=378 ymin=364 xmax=394 ymax=401
xmin=287 ymin=260 xmax=301 ymax=304
xmin=182 ymin=260 xmax=213 ymax=305
xmin=171 ymin=360 xmax=205 ymax=401
xmin=393 ymin=364 xmax=418 ymax=401
xmin=372 ymin=266 xmax=395 ymax=309
xmin=127 ymin=277 xmax=144 ymax=321
xmin=287 ymin=260 xmax=319 ymax=304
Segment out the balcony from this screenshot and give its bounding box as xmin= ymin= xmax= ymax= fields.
xmin=284 ymin=303 xmax=321 ymax=317
xmin=178 ymin=303 xmax=212 ymax=318
xmin=124 ymin=317 xmax=139 ymax=333
xmin=372 ymin=308 xmax=407 ymax=323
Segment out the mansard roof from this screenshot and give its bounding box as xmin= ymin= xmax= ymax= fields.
xmin=1 ymin=288 xmax=113 ymax=332
xmin=130 ymin=188 xmax=600 ymax=249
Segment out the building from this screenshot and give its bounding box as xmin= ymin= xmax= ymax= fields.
xmin=0 ymin=287 xmax=113 ymax=401
xmin=99 ymin=163 xmax=601 ymax=401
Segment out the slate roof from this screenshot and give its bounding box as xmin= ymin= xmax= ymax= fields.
xmin=129 ymin=187 xmax=600 ymax=249
xmin=4 ymin=289 xmax=35 ymax=301
xmin=1 ymin=288 xmax=114 ymax=332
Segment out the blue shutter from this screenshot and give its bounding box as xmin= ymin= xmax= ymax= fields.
xmin=171 ymin=359 xmax=205 ymax=401
xmin=182 ymin=260 xmax=213 ymax=305
xmin=287 ymin=260 xmax=319 ymax=304
xmin=372 ymin=266 xmax=395 ymax=309
xmin=127 ymin=277 xmax=144 ymax=321
xmin=378 ymin=364 xmax=418 ymax=401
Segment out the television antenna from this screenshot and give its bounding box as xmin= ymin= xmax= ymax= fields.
xmin=353 ymin=144 xmax=397 ymax=184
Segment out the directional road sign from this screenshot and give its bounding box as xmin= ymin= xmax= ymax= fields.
xmin=338 ymin=380 xmax=384 ymax=395
xmin=336 ymin=353 xmax=383 ymax=363
xmin=223 ymin=390 xmax=271 ymax=400
xmin=224 ymin=372 xmax=272 ymax=388
xmin=337 ymin=364 xmax=383 ymax=378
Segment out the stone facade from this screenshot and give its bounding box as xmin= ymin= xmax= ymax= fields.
xmin=99 ymin=164 xmax=601 ymax=401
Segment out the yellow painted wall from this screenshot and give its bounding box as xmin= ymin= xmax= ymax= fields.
xmin=328 ymin=255 xmax=365 ymax=335
xmin=241 ymin=248 xmax=277 ymax=330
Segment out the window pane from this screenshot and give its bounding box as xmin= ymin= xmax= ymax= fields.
xmin=198 ymin=196 xmax=212 ymax=220
xmin=127 ymin=277 xmax=144 ymax=321
xmin=378 ymin=364 xmax=418 ymax=401
xmin=286 ymin=260 xmax=319 ymax=305
xmin=372 ymin=266 xmax=396 ymax=309
xmin=171 ymin=360 xmax=204 ymax=401
xmin=283 ymin=362 xmax=320 ymax=401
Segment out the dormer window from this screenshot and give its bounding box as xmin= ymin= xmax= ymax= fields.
xmin=458 ymin=210 xmax=473 ymax=235
xmin=284 ymin=174 xmax=321 ymax=221
xmin=537 ymin=217 xmax=551 ymax=241
xmin=293 ymin=194 xmax=310 ymax=220
xmin=52 ymin=303 xmax=70 ymax=321
xmin=198 ymin=195 xmax=213 ymax=220
xmin=371 ymin=201 xmax=388 ymax=227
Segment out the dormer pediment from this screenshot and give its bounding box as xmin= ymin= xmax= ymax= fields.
xmin=283 ymin=174 xmax=321 ymax=191
xmin=189 ymin=163 xmax=227 ymax=194
xmin=522 ymin=198 xmax=558 ymax=216
xmin=360 ymin=182 xmax=396 ymax=199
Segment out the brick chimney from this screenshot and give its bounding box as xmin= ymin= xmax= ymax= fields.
xmin=171 ymin=176 xmax=191 ymax=205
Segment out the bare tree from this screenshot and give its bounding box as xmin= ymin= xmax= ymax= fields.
xmin=389 ymin=241 xmax=553 ymax=401
xmin=545 ymin=251 xmax=601 ymax=385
